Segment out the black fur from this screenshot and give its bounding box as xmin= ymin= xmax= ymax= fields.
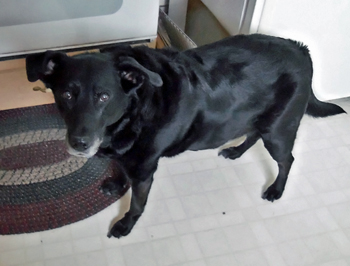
xmin=26 ymin=34 xmax=346 ymax=238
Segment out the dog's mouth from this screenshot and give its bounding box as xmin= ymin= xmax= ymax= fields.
xmin=65 ymin=135 xmax=103 ymax=158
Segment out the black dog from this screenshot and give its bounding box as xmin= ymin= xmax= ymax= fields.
xmin=26 ymin=34 xmax=346 ymax=238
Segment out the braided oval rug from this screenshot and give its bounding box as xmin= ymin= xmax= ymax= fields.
xmin=0 ymin=104 xmax=129 ymax=235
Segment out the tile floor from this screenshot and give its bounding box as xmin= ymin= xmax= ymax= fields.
xmin=1 ymin=63 xmax=350 ymax=265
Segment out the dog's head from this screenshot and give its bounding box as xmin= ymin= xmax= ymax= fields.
xmin=26 ymin=51 xmax=163 ymax=158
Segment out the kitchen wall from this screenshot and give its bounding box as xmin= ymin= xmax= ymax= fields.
xmin=185 ymin=0 xmax=256 ymax=46
xmin=185 ymin=0 xmax=230 ymax=46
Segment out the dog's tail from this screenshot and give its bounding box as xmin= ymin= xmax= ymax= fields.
xmin=306 ymin=90 xmax=346 ymax=117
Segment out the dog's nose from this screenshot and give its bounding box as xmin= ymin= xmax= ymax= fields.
xmin=70 ymin=136 xmax=89 ymax=152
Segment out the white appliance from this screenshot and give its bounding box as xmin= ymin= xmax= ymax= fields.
xmin=252 ymin=0 xmax=350 ymax=100
xmin=0 ymin=0 xmax=159 ymax=59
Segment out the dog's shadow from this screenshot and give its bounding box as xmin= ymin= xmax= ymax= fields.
xmin=260 ymin=159 xmax=277 ymax=194
xmin=241 ymin=140 xmax=278 ymax=195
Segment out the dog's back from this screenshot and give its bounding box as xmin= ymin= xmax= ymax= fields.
xmin=160 ymin=35 xmax=312 ymax=151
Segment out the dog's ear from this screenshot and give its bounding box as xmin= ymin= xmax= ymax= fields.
xmin=26 ymin=51 xmax=67 ymax=83
xmin=118 ymin=57 xmax=163 ymax=93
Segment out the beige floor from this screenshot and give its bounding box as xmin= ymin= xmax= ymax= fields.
xmin=0 ymin=59 xmax=55 ymax=110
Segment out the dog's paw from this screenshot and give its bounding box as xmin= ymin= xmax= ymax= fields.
xmin=219 ymin=147 xmax=242 ymax=160
xmin=100 ymin=179 xmax=128 ymax=197
xmin=107 ymin=216 xmax=135 ymax=238
xmin=262 ymin=185 xmax=284 ymax=202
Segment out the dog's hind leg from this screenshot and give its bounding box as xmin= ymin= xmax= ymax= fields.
xmin=258 ymin=73 xmax=310 ymax=201
xmin=219 ymin=132 xmax=260 ymax=160
xmin=261 ymin=144 xmax=294 ymax=202
xmin=259 ymin=113 xmax=302 ymax=202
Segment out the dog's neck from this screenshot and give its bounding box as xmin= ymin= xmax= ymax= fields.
xmin=102 ymin=109 xmax=143 ymax=157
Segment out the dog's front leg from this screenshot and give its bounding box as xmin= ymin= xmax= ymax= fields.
xmin=107 ymin=174 xmax=154 ymax=238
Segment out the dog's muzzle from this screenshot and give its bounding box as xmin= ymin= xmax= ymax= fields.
xmin=66 ymin=135 xmax=103 ymax=158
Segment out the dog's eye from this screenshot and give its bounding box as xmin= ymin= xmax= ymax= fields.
xmin=62 ymin=91 xmax=72 ymax=100
xmin=99 ymin=93 xmax=110 ymax=102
